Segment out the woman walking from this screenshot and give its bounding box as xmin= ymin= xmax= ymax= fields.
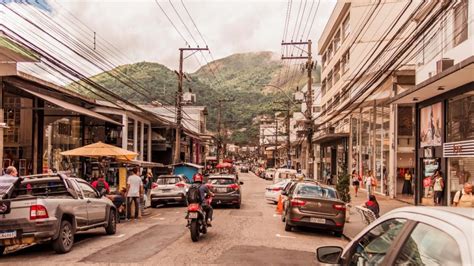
xmin=364 ymin=170 xmax=375 ymax=199
xmin=433 ymin=170 xmax=444 ymax=205
xmin=352 ymin=170 xmax=360 ymax=197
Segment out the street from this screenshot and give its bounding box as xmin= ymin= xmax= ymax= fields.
xmin=0 ymin=171 xmax=347 ymax=265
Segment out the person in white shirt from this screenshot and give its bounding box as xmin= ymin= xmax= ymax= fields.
xmin=365 ymin=170 xmax=375 ymax=199
xmin=126 ymin=168 xmax=143 ymax=220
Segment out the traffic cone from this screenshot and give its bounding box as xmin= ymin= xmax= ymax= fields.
xmin=276 ymin=195 xmax=283 ymax=214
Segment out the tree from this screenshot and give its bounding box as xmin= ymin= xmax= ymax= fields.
xmin=336 ymin=173 xmax=351 ymax=203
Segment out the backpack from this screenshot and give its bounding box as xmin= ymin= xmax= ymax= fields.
xmin=96 ymin=180 xmax=106 ymax=194
xmin=451 ymin=190 xmax=463 ymax=205
xmin=187 ymin=184 xmax=202 ymax=204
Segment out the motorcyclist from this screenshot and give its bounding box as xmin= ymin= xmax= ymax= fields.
xmin=193 ymin=173 xmax=214 ymax=226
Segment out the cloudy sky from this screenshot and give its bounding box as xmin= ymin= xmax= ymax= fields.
xmin=58 ymin=0 xmax=335 ymax=71
xmin=4 ymin=0 xmax=336 ymax=74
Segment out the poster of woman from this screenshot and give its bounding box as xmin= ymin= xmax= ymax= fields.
xmin=420 ymin=102 xmax=442 ymax=147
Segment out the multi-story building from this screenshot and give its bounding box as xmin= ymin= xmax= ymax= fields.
xmin=316 ymin=1 xmax=449 ymax=199
xmin=391 ymin=0 xmax=473 ymax=206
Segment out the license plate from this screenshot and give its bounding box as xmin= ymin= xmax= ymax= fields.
xmin=217 ymin=188 xmax=227 ymax=193
xmin=188 ymin=212 xmax=198 ymax=219
xmin=161 ymin=189 xmax=171 ymax=193
xmin=310 ymin=218 xmax=326 ymax=224
xmin=0 ymin=230 xmax=16 ymax=239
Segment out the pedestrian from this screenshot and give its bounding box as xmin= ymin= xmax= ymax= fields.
xmin=402 ymin=170 xmax=413 ymax=195
xmin=352 ymin=170 xmax=361 ymax=197
xmin=126 ymin=168 xmax=143 ymax=220
xmin=432 ymin=170 xmax=444 ymax=205
xmin=1 ymin=166 xmax=20 ymax=199
xmin=91 ymin=174 xmax=110 ymax=194
xmin=326 ymin=171 xmax=332 ymax=185
xmin=453 ymin=183 xmax=473 ymax=207
xmin=364 ymin=195 xmax=380 ymax=218
xmin=365 ymin=170 xmax=375 ymax=199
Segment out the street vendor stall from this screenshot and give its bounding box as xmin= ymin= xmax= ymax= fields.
xmin=172 ymin=162 xmax=204 ymax=182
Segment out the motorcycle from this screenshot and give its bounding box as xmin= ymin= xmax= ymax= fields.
xmin=186 ymin=196 xmax=212 ymax=242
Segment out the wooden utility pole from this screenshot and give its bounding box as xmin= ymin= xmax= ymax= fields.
xmin=173 ymin=47 xmax=208 ymax=164
xmin=274 ymin=118 xmax=278 ymax=168
xmin=281 ymin=40 xmax=314 ymax=178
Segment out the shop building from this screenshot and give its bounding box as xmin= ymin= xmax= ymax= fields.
xmin=316 ymin=1 xmax=418 ymax=195
xmin=391 ymin=0 xmax=473 ymax=206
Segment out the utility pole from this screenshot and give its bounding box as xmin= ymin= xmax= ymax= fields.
xmin=274 ymin=100 xmax=292 ymax=168
xmin=174 ymin=46 xmax=209 ymax=164
xmin=282 ymin=40 xmax=314 ymax=178
xmin=215 ymin=98 xmax=234 ymax=163
xmin=274 ymin=118 xmax=278 ymax=168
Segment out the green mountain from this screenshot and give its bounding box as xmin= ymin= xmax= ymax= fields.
xmin=68 ymin=51 xmax=320 ymax=145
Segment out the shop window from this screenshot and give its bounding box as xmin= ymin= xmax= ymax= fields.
xmin=342 ymin=14 xmax=350 ymax=41
xmin=448 ymin=157 xmax=474 ymax=205
xmin=447 ymin=94 xmax=474 ymax=142
xmin=453 ymin=0 xmax=468 ymax=47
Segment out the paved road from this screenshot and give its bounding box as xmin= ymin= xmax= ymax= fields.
xmin=1 ymin=171 xmax=347 ymax=265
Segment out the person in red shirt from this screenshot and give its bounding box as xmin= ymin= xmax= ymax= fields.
xmin=91 ymin=175 xmax=110 ymax=194
xmin=364 ymin=195 xmax=380 ymax=218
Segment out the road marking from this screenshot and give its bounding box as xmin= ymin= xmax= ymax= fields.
xmin=276 ymin=234 xmax=296 ymax=239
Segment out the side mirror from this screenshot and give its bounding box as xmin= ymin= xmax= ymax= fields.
xmin=315 ymin=246 xmax=343 ymax=264
xmin=239 ymin=181 xmax=244 ymax=185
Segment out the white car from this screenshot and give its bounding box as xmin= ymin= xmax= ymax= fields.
xmin=315 ymin=207 xmax=474 ymax=265
xmin=265 ymin=180 xmax=290 ymax=203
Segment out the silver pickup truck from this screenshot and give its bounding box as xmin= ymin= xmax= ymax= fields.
xmin=0 ymin=173 xmax=117 ymax=255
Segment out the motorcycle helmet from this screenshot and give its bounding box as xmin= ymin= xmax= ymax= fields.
xmin=193 ymin=173 xmax=203 ymax=183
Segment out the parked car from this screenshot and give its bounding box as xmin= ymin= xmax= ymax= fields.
xmin=265 ymin=168 xmax=276 ymax=180
xmin=315 ymin=207 xmax=474 ymax=265
xmin=281 ymin=181 xmax=345 ymax=236
xmin=150 ymin=175 xmax=190 ymax=207
xmin=207 ymin=175 xmax=243 ymax=208
xmin=240 ymin=165 xmax=249 ymax=173
xmin=0 ymin=173 xmax=117 ymax=255
xmin=273 ymin=168 xmax=297 ymax=183
xmin=265 ymin=180 xmax=290 ymax=204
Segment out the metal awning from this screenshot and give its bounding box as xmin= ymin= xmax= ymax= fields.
xmin=172 ymin=162 xmax=204 ymax=169
xmin=312 ymin=133 xmax=349 ymax=144
xmin=22 ymin=88 xmax=121 ymax=126
xmin=390 ymin=56 xmax=474 ymax=104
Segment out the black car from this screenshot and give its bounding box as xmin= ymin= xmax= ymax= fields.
xmin=240 ymin=165 xmax=249 ymax=173
xmin=207 ymin=175 xmax=243 ymax=208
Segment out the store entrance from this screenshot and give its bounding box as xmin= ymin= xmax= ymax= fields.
xmin=420 ymin=158 xmax=441 ymax=206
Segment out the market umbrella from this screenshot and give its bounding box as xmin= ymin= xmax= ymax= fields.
xmin=216 ymin=162 xmax=233 ymax=168
xmin=60 ymin=141 xmax=138 ymax=161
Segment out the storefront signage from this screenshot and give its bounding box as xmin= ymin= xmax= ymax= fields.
xmin=420 ymin=102 xmax=443 ymax=147
xmin=443 ymin=140 xmax=474 ymax=157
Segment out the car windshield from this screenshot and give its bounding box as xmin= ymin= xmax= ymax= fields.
xmin=157 ymin=177 xmax=181 ymax=185
xmin=295 ymin=184 xmax=337 ymax=199
xmin=209 ymin=178 xmax=235 ymax=185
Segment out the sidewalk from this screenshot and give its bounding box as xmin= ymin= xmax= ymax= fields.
xmin=343 ymin=188 xmax=411 ymax=240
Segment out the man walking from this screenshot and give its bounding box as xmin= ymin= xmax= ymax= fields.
xmin=126 ymin=168 xmax=143 ymax=220
xmin=453 ymin=183 xmax=473 ymax=207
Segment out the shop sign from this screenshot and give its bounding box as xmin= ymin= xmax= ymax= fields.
xmin=443 ymin=140 xmax=474 ymax=157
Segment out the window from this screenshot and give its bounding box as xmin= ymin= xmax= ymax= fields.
xmin=328 ymin=44 xmax=333 ymax=61
xmin=341 ymin=51 xmax=350 ymax=73
xmin=453 ymin=0 xmax=468 ymax=47
xmin=322 ymin=80 xmax=327 ymax=96
xmin=327 ymin=73 xmax=333 ymax=91
xmin=334 ymin=63 xmax=341 ymax=83
xmin=77 ymin=181 xmax=98 ymax=198
xmin=322 ymin=53 xmax=327 ymax=69
xmin=348 ymin=218 xmax=407 ymax=265
xmin=334 ymin=30 xmax=341 ymax=52
xmin=395 ymin=223 xmax=462 ymax=265
xmin=342 ymin=14 xmax=350 ymax=40
xmin=157 ymin=177 xmax=181 ymax=184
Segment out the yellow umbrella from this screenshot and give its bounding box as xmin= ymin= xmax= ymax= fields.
xmin=60 ymin=141 xmax=138 ymax=161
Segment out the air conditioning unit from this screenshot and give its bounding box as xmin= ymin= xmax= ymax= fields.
xmin=436 ymin=58 xmax=454 ymax=74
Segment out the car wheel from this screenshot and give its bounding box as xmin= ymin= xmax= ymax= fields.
xmin=334 ymin=231 xmax=343 ymax=238
xmin=284 ymin=221 xmax=292 ymax=232
xmin=105 ymin=209 xmax=117 ymax=235
xmin=52 ymin=220 xmax=74 ymax=254
xmin=151 ymin=202 xmax=158 ymax=208
xmin=0 ymin=246 xmax=5 ymax=256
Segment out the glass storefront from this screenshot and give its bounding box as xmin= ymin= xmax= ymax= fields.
xmin=446 ymin=91 xmax=474 ymax=206
xmin=43 ymin=116 xmax=82 ymax=173
xmin=3 ymin=94 xmax=34 ymax=175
